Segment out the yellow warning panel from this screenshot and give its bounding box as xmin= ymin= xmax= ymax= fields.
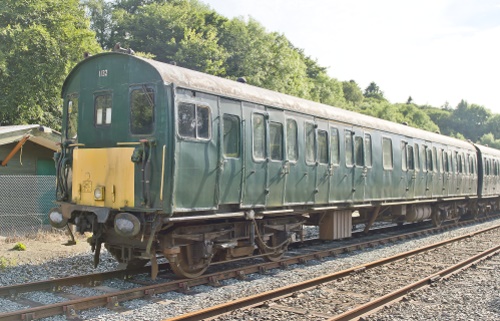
xmin=72 ymin=148 xmax=135 ymax=208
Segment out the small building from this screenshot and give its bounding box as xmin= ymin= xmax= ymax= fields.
xmin=0 ymin=125 xmax=61 ymax=236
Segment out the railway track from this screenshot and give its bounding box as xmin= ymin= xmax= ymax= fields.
xmin=168 ymin=224 xmax=500 ymax=321
xmin=0 ymin=216 xmax=497 ymax=321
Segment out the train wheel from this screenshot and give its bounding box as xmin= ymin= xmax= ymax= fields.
xmin=431 ymin=208 xmax=444 ymax=227
xmin=166 ymin=245 xmax=212 ymax=278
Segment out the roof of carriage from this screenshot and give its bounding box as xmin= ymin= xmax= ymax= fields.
xmin=64 ymin=52 xmax=475 ymax=151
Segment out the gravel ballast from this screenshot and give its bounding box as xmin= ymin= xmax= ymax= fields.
xmin=1 ymin=218 xmax=499 ymax=321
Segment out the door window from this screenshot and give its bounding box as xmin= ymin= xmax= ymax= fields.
xmin=223 ymin=114 xmax=240 ymax=158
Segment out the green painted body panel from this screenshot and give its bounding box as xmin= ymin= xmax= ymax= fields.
xmin=62 ymin=54 xmax=172 ymax=213
xmin=60 ymin=52 xmax=482 ymax=217
xmin=242 ymin=103 xmax=266 ymax=207
xmin=173 ymin=91 xmax=218 ymax=211
xmin=218 ymin=98 xmax=243 ymax=205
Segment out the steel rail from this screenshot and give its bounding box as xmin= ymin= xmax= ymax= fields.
xmin=327 ymin=245 xmax=500 ymax=321
xmin=0 ymin=218 xmax=497 ymax=321
xmin=164 ymin=224 xmax=500 ymax=321
xmin=0 ymin=218 xmax=435 ymax=298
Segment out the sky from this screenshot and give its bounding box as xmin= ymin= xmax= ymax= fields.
xmin=201 ymin=0 xmax=500 ymax=113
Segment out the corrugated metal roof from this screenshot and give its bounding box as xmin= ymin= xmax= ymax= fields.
xmin=63 ymin=52 xmax=474 ymax=151
xmin=0 ymin=125 xmax=39 ymax=135
xmin=0 ymin=125 xmax=61 ymax=151
xmin=139 ymin=55 xmax=475 ymax=150
xmin=474 ymin=143 xmax=500 ymax=157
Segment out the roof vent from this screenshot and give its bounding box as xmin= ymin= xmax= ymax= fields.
xmin=237 ymin=77 xmax=247 ymax=84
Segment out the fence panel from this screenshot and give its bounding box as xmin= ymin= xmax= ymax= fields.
xmin=0 ymin=175 xmax=56 ymax=236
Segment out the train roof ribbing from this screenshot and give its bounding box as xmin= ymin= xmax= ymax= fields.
xmin=64 ymin=52 xmax=474 ymax=151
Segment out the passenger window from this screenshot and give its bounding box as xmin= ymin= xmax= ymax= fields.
xmin=401 ymin=142 xmax=408 ymax=171
xmin=453 ymin=152 xmax=458 ymax=173
xmin=253 ymin=114 xmax=266 ymax=160
xmin=457 ymin=153 xmax=463 ymax=173
xmin=177 ymin=102 xmax=210 ymax=139
xmin=331 ymin=127 xmax=340 ymax=165
xmin=427 ymin=147 xmax=433 ymax=172
xmin=269 ymin=122 xmax=283 ymax=161
xmin=414 ymin=144 xmax=420 ymax=171
xmin=407 ymin=145 xmax=415 ymax=170
xmin=365 ymin=134 xmax=372 ymax=167
xmin=421 ymin=146 xmax=427 ymax=172
xmin=354 ymin=136 xmax=364 ymax=166
xmin=131 ymin=86 xmax=154 ymax=134
xmin=443 ymin=151 xmax=449 ymax=173
xmin=286 ymin=119 xmax=298 ymax=162
xmin=382 ymin=137 xmax=393 ymax=169
xmin=306 ymin=123 xmax=316 ymax=163
xmin=66 ymin=94 xmax=78 ymax=139
xmin=223 ymin=114 xmax=240 ymax=158
xmin=345 ymin=131 xmax=353 ymax=166
xmin=318 ymin=130 xmax=328 ymax=164
xmin=434 ymin=148 xmax=440 ymax=173
xmin=95 ymin=93 xmax=112 ymax=126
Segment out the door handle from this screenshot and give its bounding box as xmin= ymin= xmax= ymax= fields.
xmin=281 ymin=161 xmax=290 ymax=175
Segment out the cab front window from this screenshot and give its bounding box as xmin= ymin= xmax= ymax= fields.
xmin=130 ymin=85 xmax=155 ymax=134
xmin=94 ymin=92 xmax=112 ymax=126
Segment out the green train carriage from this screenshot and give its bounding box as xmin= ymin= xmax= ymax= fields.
xmin=50 ymin=51 xmax=488 ymax=278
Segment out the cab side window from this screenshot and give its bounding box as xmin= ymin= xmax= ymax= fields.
xmin=131 ymin=86 xmax=155 ymax=134
xmin=66 ymin=94 xmax=78 ymax=139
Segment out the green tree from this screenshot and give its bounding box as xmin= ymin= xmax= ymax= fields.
xmin=422 ymin=106 xmax=454 ymax=136
xmin=0 ymin=0 xmax=100 ymax=128
xmin=364 ymin=81 xmax=385 ymax=100
xmin=485 ymin=114 xmax=500 ymax=140
xmin=450 ymin=100 xmax=491 ymax=142
xmin=111 ymin=0 xmax=224 ymax=64
xmin=395 ymin=103 xmax=439 ymax=132
xmin=479 ymin=133 xmax=500 ymax=149
xmin=83 ymin=0 xmax=114 ymax=49
xmin=342 ymin=80 xmax=364 ymax=106
xmin=173 ymin=27 xmax=228 ymax=75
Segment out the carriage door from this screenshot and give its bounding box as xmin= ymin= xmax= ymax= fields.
xmin=442 ymin=149 xmax=451 ymax=197
xmin=218 ymin=98 xmax=243 ymax=205
xmin=352 ymin=129 xmax=367 ymax=202
xmin=315 ymin=121 xmax=330 ymax=204
xmin=404 ymin=142 xmax=416 ymax=199
xmin=266 ymin=108 xmax=286 ymax=206
xmin=328 ymin=125 xmax=349 ymax=202
xmin=243 ymin=105 xmax=267 ymax=207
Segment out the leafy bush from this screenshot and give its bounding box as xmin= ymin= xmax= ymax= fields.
xmin=12 ymin=242 xmax=27 ymax=251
